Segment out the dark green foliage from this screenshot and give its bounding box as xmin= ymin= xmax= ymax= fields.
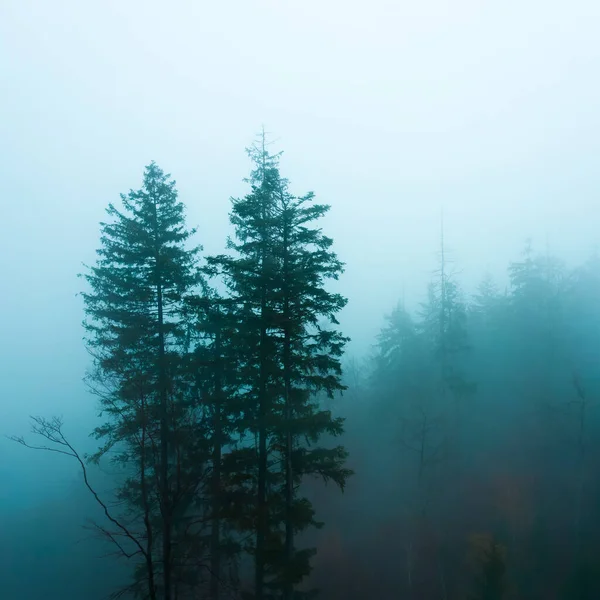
xmin=80 ymin=162 xmax=205 ymax=599
xmin=207 ymin=134 xmax=352 ymax=599
xmin=271 ymin=178 xmax=352 ymax=598
xmin=14 ymin=149 xmax=600 ymax=600
xmin=185 ymin=289 xmax=249 ymax=597
xmin=206 ymin=137 xmax=285 ymax=600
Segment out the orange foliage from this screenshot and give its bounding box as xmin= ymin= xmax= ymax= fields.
xmin=490 ymin=472 xmax=534 ymax=540
xmin=467 ymin=532 xmax=506 ymax=565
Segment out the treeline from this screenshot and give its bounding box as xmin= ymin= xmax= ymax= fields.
xmin=312 ymin=238 xmax=600 ymax=599
xmin=15 ymin=131 xmax=600 ymax=600
xmin=15 ymin=133 xmax=352 ymax=600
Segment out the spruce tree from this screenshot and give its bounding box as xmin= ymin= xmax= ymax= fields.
xmin=469 ymin=273 xmax=509 ymax=357
xmin=208 ymin=132 xmax=352 ymax=599
xmin=374 ymin=302 xmax=422 ymax=392
xmin=207 ymin=133 xmax=283 ymax=600
xmin=418 ymin=224 xmax=475 ymax=432
xmin=80 ymin=162 xmax=203 ymax=600
xmin=271 ymin=171 xmax=352 ymax=600
xmin=186 ymin=288 xmax=247 ymax=599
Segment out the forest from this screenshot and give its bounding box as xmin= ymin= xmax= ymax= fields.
xmin=7 ymin=130 xmax=600 ymax=600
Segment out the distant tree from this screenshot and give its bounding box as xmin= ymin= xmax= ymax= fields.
xmin=375 ymin=302 xmax=443 ymax=496
xmin=374 ymin=303 xmax=421 ymax=384
xmin=417 ymin=222 xmax=475 ymax=452
xmin=507 ymin=239 xmax=568 ymax=381
xmin=470 ymin=273 xmax=507 ymax=332
xmin=416 ymin=223 xmax=475 ymax=478
xmin=340 ymin=355 xmax=365 ymax=406
xmin=563 ymin=250 xmax=600 ymax=374
xmin=373 ymin=221 xmax=476 ymax=599
xmin=467 ymin=533 xmax=507 ymax=600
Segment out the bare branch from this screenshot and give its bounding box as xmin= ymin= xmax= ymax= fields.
xmin=10 ymin=415 xmax=149 ymax=561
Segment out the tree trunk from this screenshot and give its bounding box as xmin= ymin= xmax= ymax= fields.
xmin=141 ymin=394 xmax=158 ymax=600
xmin=255 ymin=138 xmax=270 ymax=600
xmin=157 ymin=278 xmax=171 ymax=600
xmin=153 ymin=196 xmax=171 ymax=600
xmin=255 ymin=227 xmax=269 ymax=600
xmin=283 ymin=212 xmax=294 ymax=600
xmin=211 ymin=322 xmax=223 ymax=600
xmin=256 ymin=308 xmax=268 ymax=600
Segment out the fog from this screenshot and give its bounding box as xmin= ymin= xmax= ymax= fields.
xmin=2 ymin=1 xmax=600 ymax=598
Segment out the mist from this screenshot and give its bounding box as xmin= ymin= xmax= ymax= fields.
xmin=2 ymin=1 xmax=600 ymax=598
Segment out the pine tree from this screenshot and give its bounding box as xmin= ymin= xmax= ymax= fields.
xmin=507 ymin=239 xmax=567 ymax=373
xmin=186 ymin=287 xmax=247 ymax=599
xmin=506 ymin=241 xmax=568 ymax=457
xmin=375 ymin=302 xmax=420 ymax=379
xmin=80 ymin=162 xmax=204 ymax=600
xmin=207 ymin=133 xmax=284 ymax=600
xmin=208 ymin=132 xmax=352 ymax=599
xmin=414 ymin=228 xmax=474 ymax=479
xmin=270 ymin=168 xmax=352 ymax=600
xmin=471 ymin=273 xmax=506 ymax=331
xmin=419 ymin=222 xmax=475 ymax=429
xmin=395 ymin=221 xmax=475 ymax=599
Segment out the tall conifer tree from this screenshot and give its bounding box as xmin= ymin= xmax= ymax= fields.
xmin=186 ymin=288 xmax=247 ymax=599
xmin=207 ymin=133 xmax=283 ymax=600
xmin=81 ymin=162 xmax=203 ymax=600
xmin=208 ymin=132 xmax=352 ymax=599
xmin=271 ymin=171 xmax=352 ymax=600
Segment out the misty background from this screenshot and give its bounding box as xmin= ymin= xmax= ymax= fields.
xmin=2 ymin=0 xmax=600 ymax=598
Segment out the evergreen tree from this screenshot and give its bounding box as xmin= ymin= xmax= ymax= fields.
xmin=470 ymin=273 xmax=506 ymax=331
xmin=506 ymin=241 xmax=569 ymax=452
xmin=208 ymin=132 xmax=352 ymax=599
xmin=80 ymin=162 xmax=204 ymax=600
xmin=507 ymin=239 xmax=567 ymax=379
xmin=270 ymin=169 xmax=352 ymax=600
xmin=207 ymin=134 xmax=284 ymax=600
xmin=381 ymin=222 xmax=475 ymax=599
xmin=186 ymin=288 xmax=247 ymax=599
xmin=417 ymin=226 xmax=475 ymax=460
xmin=375 ymin=302 xmax=420 ymax=381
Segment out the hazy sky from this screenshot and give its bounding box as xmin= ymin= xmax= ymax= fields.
xmin=2 ymin=0 xmax=600 ymax=492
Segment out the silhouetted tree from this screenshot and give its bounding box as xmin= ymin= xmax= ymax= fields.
xmin=80 ymin=162 xmax=204 ymax=599
xmin=206 ymin=132 xmax=285 ymax=600
xmin=270 ymin=168 xmax=352 ymax=600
